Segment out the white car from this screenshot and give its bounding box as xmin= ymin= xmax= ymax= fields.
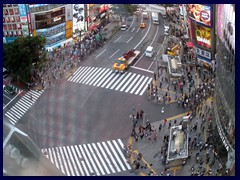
xmin=121 ymin=24 xmax=129 ymax=31
xmin=164 ymin=28 xmax=169 ymax=36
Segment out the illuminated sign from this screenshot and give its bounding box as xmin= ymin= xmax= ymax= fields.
xmin=195 ymin=24 xmax=211 ymax=49
xmin=195 ymin=47 xmax=211 ymax=59
xmin=53 ymin=16 xmax=61 ymax=22
xmin=188 ymin=4 xmax=212 ymax=27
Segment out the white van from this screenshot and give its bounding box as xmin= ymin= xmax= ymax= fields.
xmin=145 ymin=46 xmax=154 ymax=57
xmin=121 ymin=24 xmax=128 ymax=31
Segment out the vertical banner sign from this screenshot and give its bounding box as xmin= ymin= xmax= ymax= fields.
xmin=18 ymin=4 xmax=29 ymax=36
xmin=72 ymin=4 xmax=85 ymax=34
xmin=25 ymin=4 xmax=32 ymax=34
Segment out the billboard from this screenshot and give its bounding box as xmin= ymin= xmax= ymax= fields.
xmin=18 ymin=4 xmax=29 ymax=36
xmin=72 ymin=4 xmax=85 ymax=33
xmin=217 ymin=4 xmax=235 ymax=55
xmin=188 ymin=4 xmax=212 ymax=27
xmin=195 ymin=24 xmax=211 ymax=49
xmin=29 ymin=4 xmax=48 ymax=8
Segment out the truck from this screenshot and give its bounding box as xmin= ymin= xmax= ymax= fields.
xmin=167 ymin=44 xmax=179 ymax=56
xmin=112 ymin=49 xmax=140 ymax=73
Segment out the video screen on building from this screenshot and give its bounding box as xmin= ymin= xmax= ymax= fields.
xmin=187 ymin=4 xmax=212 ymax=27
xmin=72 ymin=4 xmax=85 ymax=33
xmin=194 ymin=24 xmax=211 ymax=49
xmin=35 ymin=7 xmax=65 ymax=29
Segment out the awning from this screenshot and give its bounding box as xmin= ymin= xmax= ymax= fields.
xmin=186 ymin=41 xmax=193 ymax=48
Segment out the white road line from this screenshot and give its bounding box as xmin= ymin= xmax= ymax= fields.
xmin=102 ymin=142 xmax=121 ymax=172
xmin=92 ymin=143 xmax=111 ymax=174
xmin=74 ymin=145 xmax=90 ymax=176
xmin=71 ymin=66 xmax=89 ymax=82
xmin=130 ymin=76 xmax=145 ymax=94
xmin=87 ymin=68 xmax=104 ymax=85
xmin=125 ymin=74 xmax=141 ymax=93
xmin=136 ymin=27 xmax=140 ymax=32
xmin=126 ymin=36 xmax=133 ymax=43
xmin=97 ymin=142 xmax=115 ymax=174
xmin=113 ymin=140 xmax=131 ymax=170
xmin=110 ymin=73 xmax=126 ymax=90
xmin=62 ymin=146 xmax=75 ymax=176
xmin=131 ymin=27 xmax=135 ymax=32
xmin=107 ymin=141 xmax=126 ymax=171
xmin=115 ymin=73 xmax=132 ymax=91
xmin=100 ymin=73 xmax=116 ymax=88
xmin=51 ymin=148 xmax=60 ymax=169
xmin=66 ymin=146 xmax=80 ymax=176
xmin=109 ymin=49 xmax=120 ymax=58
xmin=3 ymin=90 xmax=23 ymax=109
xmin=120 ymin=73 xmax=136 ymax=92
xmin=58 ymin=146 xmax=70 ymax=176
xmin=75 ymin=67 xmax=92 ymax=83
xmin=149 ymin=25 xmax=159 ymax=46
xmin=78 ymin=67 xmax=96 ymax=83
xmin=78 ymin=145 xmax=94 ymax=173
xmin=95 ymin=49 xmax=107 ymax=59
xmin=5 ymin=114 xmax=17 ymax=124
xmin=3 ymin=94 xmax=11 ymax=100
xmin=93 ymin=69 xmax=111 ymax=86
xmin=84 ymin=68 xmax=102 ymax=85
xmin=135 ymin=77 xmax=149 ymax=95
xmin=130 ymin=66 xmax=154 ymax=73
xmin=55 ymin=147 xmax=66 ymax=175
xmin=81 ymin=68 xmax=99 ymax=84
xmin=89 ymin=68 xmax=110 ymax=86
xmin=70 ymin=146 xmax=84 ymax=176
xmin=147 ymin=61 xmax=154 ymax=70
xmin=87 ymin=144 xmax=105 ymax=175
xmin=127 ymin=15 xmax=135 ymax=30
xmin=105 ymin=73 xmax=121 ymax=89
xmin=68 ymin=67 xmax=84 ymax=81
xmin=47 ymin=148 xmax=54 ymax=164
xmin=114 ymin=36 xmax=122 ymax=43
xmin=140 ymin=78 xmax=153 ymax=96
xmin=83 ymin=144 xmax=100 ymax=176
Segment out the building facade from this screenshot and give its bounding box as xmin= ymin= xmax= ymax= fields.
xmin=213 ymin=4 xmax=235 ymax=172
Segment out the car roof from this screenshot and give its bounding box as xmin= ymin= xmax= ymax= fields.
xmin=146 ymin=46 xmax=153 ymax=51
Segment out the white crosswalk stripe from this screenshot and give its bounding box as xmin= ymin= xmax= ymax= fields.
xmin=68 ymin=66 xmax=151 ymax=96
xmin=41 ymin=139 xmax=131 ymax=176
xmin=5 ymin=90 xmax=44 ymax=125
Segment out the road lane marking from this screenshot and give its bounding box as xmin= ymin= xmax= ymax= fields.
xmin=62 ymin=146 xmax=75 ymax=176
xmin=3 ymin=94 xmax=11 ymax=100
xmin=127 ymin=36 xmax=133 ymax=43
xmin=78 ymin=145 xmax=94 ymax=173
xmin=94 ymin=69 xmax=111 ymax=86
xmin=135 ymin=77 xmax=150 ymax=95
xmin=88 ymin=68 xmax=105 ymax=85
xmin=114 ymin=36 xmax=122 ymax=43
xmin=120 ymin=73 xmax=136 ymax=92
xmin=134 ymin=14 xmax=152 ymax=49
xmin=125 ymin=74 xmax=141 ymax=93
xmin=95 ymin=49 xmax=107 ymax=59
xmin=70 ymin=145 xmax=84 ymax=176
xmin=115 ymin=73 xmax=132 ymax=90
xmin=66 ymin=146 xmax=80 ymax=176
xmin=149 ymin=25 xmax=159 ymax=46
xmin=136 ymin=27 xmax=140 ymax=32
xmin=82 ymin=68 xmax=99 ymax=84
xmin=126 ymin=15 xmax=135 ymax=31
xmin=110 ymin=73 xmax=126 ymax=89
xmin=3 ymin=90 xmax=23 ymax=109
xmin=131 ymin=27 xmax=135 ymax=32
xmin=139 ymin=78 xmax=152 ymax=95
xmin=130 ymin=66 xmax=154 ymax=73
xmin=130 ymin=76 xmax=145 ymax=94
xmin=147 ymin=61 xmax=154 ymax=70
xmin=109 ymin=49 xmax=120 ymax=58
xmin=58 ymin=146 xmax=70 ymax=176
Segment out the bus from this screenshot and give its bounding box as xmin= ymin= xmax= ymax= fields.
xmin=152 ymin=12 xmax=159 ymax=24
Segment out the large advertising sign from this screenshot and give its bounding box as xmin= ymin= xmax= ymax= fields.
xmin=72 ymin=4 xmax=85 ymax=33
xmin=188 ymin=4 xmax=212 ymax=27
xmin=195 ymin=24 xmax=211 ymax=49
xmin=217 ymin=4 xmax=235 ymax=55
xmin=18 ymin=4 xmax=29 ymax=36
xmin=29 ymin=4 xmax=48 ymax=8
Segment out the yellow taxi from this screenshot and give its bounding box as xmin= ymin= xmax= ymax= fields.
xmin=139 ymin=23 xmax=146 ymax=28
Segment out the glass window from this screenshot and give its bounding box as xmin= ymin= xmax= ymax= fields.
xmin=14 ymin=8 xmax=19 ymax=14
xmin=9 ymin=9 xmax=13 ymax=15
xmin=4 ymin=9 xmax=8 ymax=15
xmin=11 ymin=16 xmax=15 ymax=22
xmin=3 ymin=25 xmax=7 ymax=30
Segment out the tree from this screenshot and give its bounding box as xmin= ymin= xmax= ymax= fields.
xmin=3 ymin=35 xmax=47 ymax=83
xmin=123 ymin=4 xmax=138 ymax=15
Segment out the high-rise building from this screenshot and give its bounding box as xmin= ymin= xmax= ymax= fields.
xmin=213 ymin=4 xmax=235 ymax=173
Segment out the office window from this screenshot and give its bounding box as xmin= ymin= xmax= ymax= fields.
xmin=14 ymin=8 xmax=19 ymax=14
xmin=11 ymin=16 xmax=15 ymax=22
xmin=4 ymin=9 xmax=8 ymax=15
xmin=3 ymin=25 xmax=7 ymax=30
xmin=9 ymin=9 xmax=13 ymax=15
xmin=17 ymin=23 xmax=22 ymax=29
xmin=8 ymin=24 xmax=12 ymax=30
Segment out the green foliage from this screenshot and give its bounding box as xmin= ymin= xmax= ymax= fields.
xmin=123 ymin=4 xmax=138 ymax=15
xmin=3 ymin=35 xmax=47 ymax=83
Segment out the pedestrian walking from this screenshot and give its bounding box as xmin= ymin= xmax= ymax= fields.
xmin=159 ymin=123 xmax=162 ymax=131
xmin=163 ymin=119 xmax=167 ymax=127
xmin=168 ymin=121 xmax=171 ymax=129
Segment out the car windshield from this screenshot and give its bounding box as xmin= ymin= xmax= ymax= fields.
xmin=115 ymin=60 xmax=124 ymax=65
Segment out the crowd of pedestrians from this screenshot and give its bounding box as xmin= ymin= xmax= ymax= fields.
xmin=28 ymin=27 xmax=107 ymax=90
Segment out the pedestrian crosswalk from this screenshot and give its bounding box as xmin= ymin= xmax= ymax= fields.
xmin=68 ymin=66 xmax=152 ymax=96
xmin=5 ymin=90 xmax=44 ymax=125
xmin=41 ymin=139 xmax=131 ymax=176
